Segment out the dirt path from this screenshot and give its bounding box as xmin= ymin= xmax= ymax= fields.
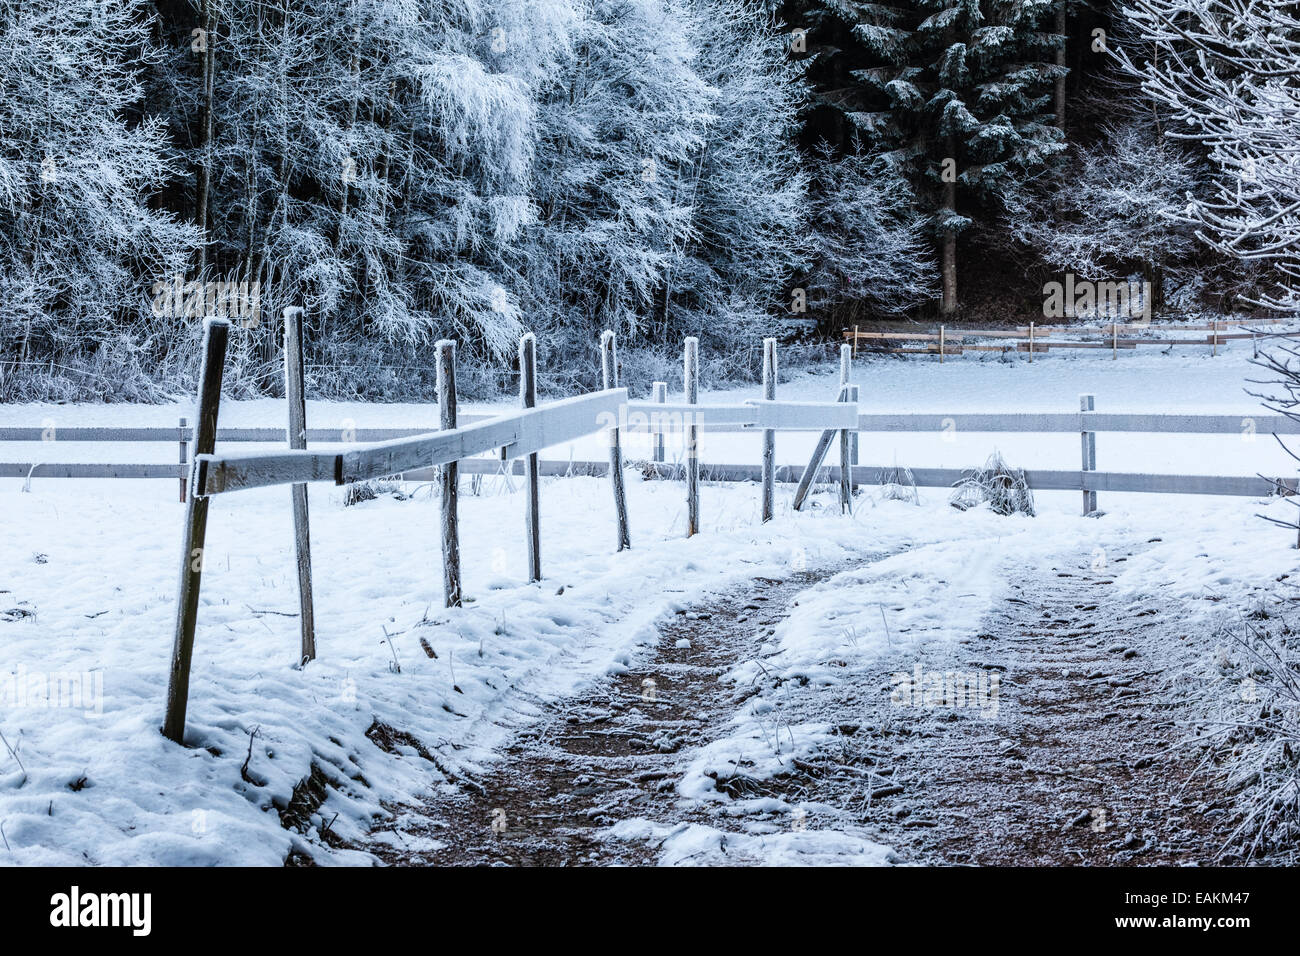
xmin=353 ymin=546 xmax=1242 ymax=866
xmin=359 ymin=566 xmax=850 ymax=865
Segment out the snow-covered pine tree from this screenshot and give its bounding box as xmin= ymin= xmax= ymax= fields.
xmin=792 ymin=0 xmax=1067 ymax=314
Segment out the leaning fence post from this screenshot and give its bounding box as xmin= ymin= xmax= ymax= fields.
xmin=438 ymin=340 xmax=462 ymax=607
xmin=684 ymin=336 xmax=700 ymax=537
xmin=283 ymin=306 xmax=316 ymax=664
xmin=652 ymin=381 xmax=667 ymax=464
xmin=178 ymin=417 xmax=188 ymax=504
xmin=601 ymin=331 xmax=631 ymax=551
xmin=1080 ymin=393 xmax=1097 ymax=515
xmin=761 ymin=338 xmax=777 ymax=522
xmin=793 ymin=382 xmax=851 ymax=511
xmin=163 ymin=318 xmax=231 ymax=744
xmin=520 ymin=333 xmax=542 ymax=582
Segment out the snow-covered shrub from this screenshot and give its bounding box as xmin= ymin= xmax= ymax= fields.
xmin=1248 ymin=342 xmax=1300 ymax=542
xmin=1002 ymin=122 xmax=1199 ymax=317
xmin=342 ymin=479 xmax=406 ymax=508
xmin=1210 ymin=617 xmax=1300 ymax=860
xmin=949 ymin=451 xmax=1035 ymax=516
xmin=878 ymin=462 xmax=920 ymax=505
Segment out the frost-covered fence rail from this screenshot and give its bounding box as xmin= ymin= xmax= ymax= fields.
xmin=854 ymin=412 xmax=1300 ymax=434
xmin=192 ymin=389 xmax=629 ymax=494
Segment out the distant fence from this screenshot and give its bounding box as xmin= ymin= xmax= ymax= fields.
xmin=845 ymin=317 xmax=1299 ymax=360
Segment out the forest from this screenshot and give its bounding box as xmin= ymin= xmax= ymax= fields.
xmin=0 ymin=0 xmax=1295 ymax=400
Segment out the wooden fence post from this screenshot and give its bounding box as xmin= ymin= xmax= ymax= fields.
xmin=601 ymin=331 xmax=631 ymax=551
xmin=652 ymin=381 xmax=667 ymax=464
xmin=163 ymin=318 xmax=231 ymax=743
xmin=840 ymin=344 xmax=858 ymax=492
xmin=178 ymin=417 xmax=188 ymax=504
xmin=838 ymin=386 xmax=853 ymax=515
xmin=1080 ymin=393 xmax=1097 ymax=515
xmin=438 ymin=340 xmax=462 ymax=607
xmin=939 ymin=325 xmax=945 ymax=363
xmin=1029 ymin=322 xmax=1035 ymax=361
xmin=283 ymin=306 xmax=316 ymax=664
xmin=685 ymin=336 xmax=700 ymax=537
xmin=1112 ymin=322 xmax=1118 ymax=360
xmin=520 ymin=333 xmax=542 ymax=582
xmin=761 ymin=338 xmax=776 ymax=522
xmin=848 ymin=383 xmax=860 ymax=494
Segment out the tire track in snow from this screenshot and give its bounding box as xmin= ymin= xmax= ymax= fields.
xmin=850 ymin=546 xmax=1244 ymax=864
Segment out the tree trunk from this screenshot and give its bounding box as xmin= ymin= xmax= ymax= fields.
xmin=1055 ymin=2 xmax=1067 ymax=133
xmin=195 ymin=0 xmax=214 ymax=277
xmin=1144 ymin=263 xmax=1164 ymax=317
xmin=940 ymin=144 xmax=958 ymax=316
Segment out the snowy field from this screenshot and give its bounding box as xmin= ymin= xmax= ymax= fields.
xmin=1 ymin=340 xmax=1297 ymax=865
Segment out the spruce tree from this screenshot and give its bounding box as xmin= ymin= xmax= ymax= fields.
xmin=791 ymin=0 xmax=1067 ymax=314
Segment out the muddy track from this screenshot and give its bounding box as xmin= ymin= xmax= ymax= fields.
xmin=352 ymin=546 xmax=1243 ymax=866
xmin=359 ymin=566 xmax=850 ymax=865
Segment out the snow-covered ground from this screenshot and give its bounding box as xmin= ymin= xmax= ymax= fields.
xmin=1 ymin=339 xmax=1297 ymax=865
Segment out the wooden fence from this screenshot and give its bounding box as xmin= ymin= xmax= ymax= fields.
xmin=156 ymin=316 xmax=864 ymax=742
xmin=845 ymin=317 xmax=1298 ymax=360
xmin=4 ymin=313 xmax=1300 ymax=741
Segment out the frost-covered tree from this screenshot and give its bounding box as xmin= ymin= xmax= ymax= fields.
xmin=803 ymin=142 xmax=936 ymax=320
xmin=1003 ymin=122 xmax=1199 ymax=313
xmin=150 ymin=0 xmax=579 ymax=371
xmin=129 ymin=0 xmax=581 ymax=397
xmin=1115 ymin=0 xmax=1300 ymax=312
xmin=525 ymin=0 xmax=712 ymax=351
xmin=525 ymin=0 xmax=811 ymax=361
xmin=0 ymin=0 xmax=197 ymax=389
